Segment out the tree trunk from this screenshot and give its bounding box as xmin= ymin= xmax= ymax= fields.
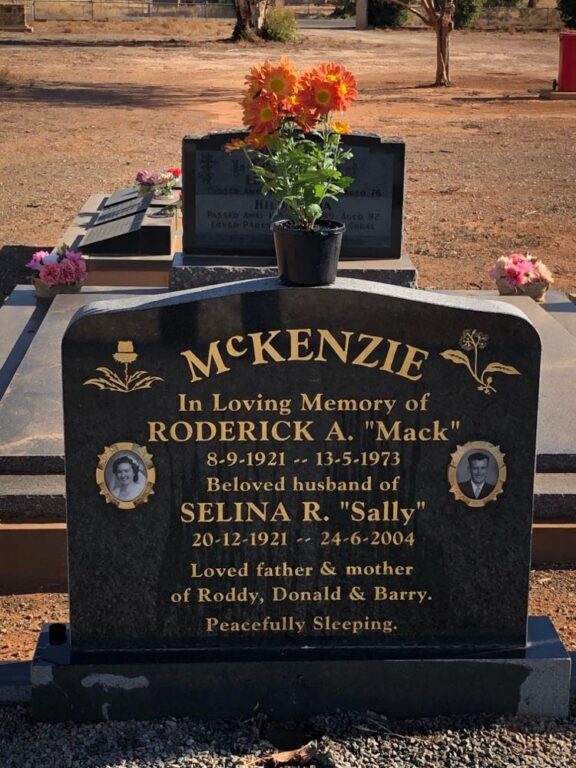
xmin=233 ymin=0 xmax=269 ymax=40
xmin=435 ymin=22 xmax=450 ymax=85
xmin=434 ymin=0 xmax=454 ymax=86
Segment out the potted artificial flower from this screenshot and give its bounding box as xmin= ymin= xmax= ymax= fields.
xmin=136 ymin=166 xmax=181 ymax=203
xmin=490 ymin=252 xmax=553 ymax=304
xmin=27 ymin=244 xmax=87 ymax=299
xmin=226 ymin=57 xmax=357 ymax=286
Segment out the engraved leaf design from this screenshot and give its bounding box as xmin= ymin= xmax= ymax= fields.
xmin=127 ymin=370 xmax=149 ymax=384
xmin=440 ymin=349 xmax=470 ymax=366
xmin=84 ymin=378 xmax=127 ymax=392
xmin=482 ymin=362 xmax=521 ymax=376
xmin=95 ymin=367 xmax=127 ymax=388
xmin=130 ymin=376 xmax=164 ymax=390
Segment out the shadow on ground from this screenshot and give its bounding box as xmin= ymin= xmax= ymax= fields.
xmin=1 ymin=81 xmax=238 ymax=107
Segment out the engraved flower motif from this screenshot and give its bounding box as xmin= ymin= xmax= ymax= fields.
xmin=113 ymin=341 xmax=138 ymax=364
xmin=459 ymin=329 xmax=489 ymax=351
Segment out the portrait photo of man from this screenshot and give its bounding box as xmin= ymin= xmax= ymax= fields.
xmin=458 ymin=451 xmax=496 ymax=500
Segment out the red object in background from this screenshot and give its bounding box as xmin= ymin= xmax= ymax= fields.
xmin=558 ymin=30 xmax=576 ymax=92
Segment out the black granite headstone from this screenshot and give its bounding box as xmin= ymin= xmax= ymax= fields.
xmin=182 ymin=133 xmax=405 ymax=260
xmin=59 ymin=279 xmax=542 ymax=662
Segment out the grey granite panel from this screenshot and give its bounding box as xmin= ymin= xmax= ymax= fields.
xmin=169 ymin=252 xmax=417 ymax=291
xmin=0 ymin=288 xmax=166 ymax=473
xmin=533 ymin=474 xmax=576 ymax=521
xmin=30 ymin=618 xmax=570 ymax=721
xmin=0 ymin=475 xmax=65 ymax=521
xmin=0 ymin=286 xmax=48 ymax=399
xmin=543 ymin=290 xmax=576 ymax=338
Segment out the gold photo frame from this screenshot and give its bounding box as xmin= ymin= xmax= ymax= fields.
xmin=96 ymin=442 xmax=156 ymax=510
xmin=448 ymin=441 xmax=506 ymax=508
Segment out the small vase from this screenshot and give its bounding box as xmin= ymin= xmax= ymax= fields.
xmin=153 ymin=190 xmax=179 ymax=205
xmin=519 ymin=280 xmax=549 ymax=304
xmin=496 ymin=277 xmax=549 ymax=304
xmin=271 ymin=219 xmax=345 ymax=287
xmin=33 ymin=278 xmax=85 ymax=299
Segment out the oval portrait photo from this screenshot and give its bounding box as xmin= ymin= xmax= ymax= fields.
xmin=96 ymin=442 xmax=155 ymax=510
xmin=448 ymin=442 xmax=506 ymax=508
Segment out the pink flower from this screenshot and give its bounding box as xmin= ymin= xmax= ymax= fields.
xmin=58 ymin=258 xmax=78 ymax=284
xmin=65 ymin=248 xmax=83 ymax=262
xmin=38 ymin=263 xmax=62 ymax=286
xmin=26 ymin=250 xmax=50 ymax=270
xmin=135 ymin=169 xmax=156 ymax=186
xmin=74 ymin=258 xmax=87 ymax=281
xmin=509 ymin=253 xmax=526 ymax=265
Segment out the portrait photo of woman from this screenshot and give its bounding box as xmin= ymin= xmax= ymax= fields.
xmin=105 ymin=453 xmax=147 ymax=502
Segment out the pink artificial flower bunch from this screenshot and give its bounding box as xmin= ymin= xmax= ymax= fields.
xmin=135 ymin=166 xmax=181 ymax=197
xmin=27 ymin=244 xmax=87 ymax=286
xmin=490 ymin=252 xmax=553 ymax=288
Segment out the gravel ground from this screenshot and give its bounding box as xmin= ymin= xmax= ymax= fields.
xmin=0 ymin=705 xmax=575 ymax=767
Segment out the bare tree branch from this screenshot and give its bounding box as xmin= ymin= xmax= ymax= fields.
xmin=382 ymin=0 xmax=432 ymax=26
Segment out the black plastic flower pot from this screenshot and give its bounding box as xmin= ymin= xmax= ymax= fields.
xmin=271 ymin=219 xmax=345 ymax=286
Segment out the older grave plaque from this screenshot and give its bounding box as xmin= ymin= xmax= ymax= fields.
xmin=182 ymin=133 xmax=405 ymax=260
xmin=30 ymin=279 xmax=573 ymax=722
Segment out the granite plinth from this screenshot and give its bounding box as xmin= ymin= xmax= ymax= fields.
xmin=169 ymin=252 xmax=418 ymax=290
xmin=30 ymin=618 xmax=571 ymax=722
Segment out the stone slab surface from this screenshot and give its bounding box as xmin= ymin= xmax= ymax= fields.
xmin=533 ymin=474 xmax=576 ymax=521
xmin=543 ymin=290 xmax=576 ymax=338
xmin=0 ymin=661 xmax=31 ymax=703
xmin=169 ymin=252 xmax=417 ymax=290
xmin=30 ymin=618 xmax=571 ymax=722
xmin=0 ymin=286 xmax=48 ymax=399
xmin=435 ymin=291 xmax=576 ymax=472
xmin=0 ymin=288 xmax=165 ymax=473
xmin=0 ymin=475 xmax=66 ymax=521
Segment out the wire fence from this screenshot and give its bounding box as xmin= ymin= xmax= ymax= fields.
xmin=6 ymin=0 xmax=564 ymax=27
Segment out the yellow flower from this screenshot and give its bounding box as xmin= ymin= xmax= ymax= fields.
xmin=332 ymin=121 xmax=350 ymax=134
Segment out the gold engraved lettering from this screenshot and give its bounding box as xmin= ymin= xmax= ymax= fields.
xmin=315 ymin=329 xmax=354 ymax=362
xmin=179 ymin=329 xmax=431 ymax=383
xmin=373 ymin=420 xmax=449 ymax=442
xmin=374 ymin=587 xmax=429 ymax=603
xmin=272 ymin=586 xmax=342 ymax=602
xmin=149 ymin=420 xmax=315 ymax=443
xmin=313 ymin=616 xmax=395 ymax=634
xmin=350 ymin=500 xmax=414 ymax=525
xmin=286 ymin=328 xmax=314 ymax=361
xmin=345 ymin=562 xmax=414 ymax=576
xmin=351 ymin=334 xmax=382 ymax=368
xmin=181 ymin=343 xmax=230 ymax=383
xmin=247 ymin=331 xmax=285 ymax=365
xmin=180 ymin=501 xmax=291 ymax=523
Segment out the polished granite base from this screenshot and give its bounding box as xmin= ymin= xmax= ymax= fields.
xmin=31 ymin=617 xmax=571 ymax=722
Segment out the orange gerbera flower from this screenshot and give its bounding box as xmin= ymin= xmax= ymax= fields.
xmin=314 ymin=62 xmax=357 ymax=111
xmin=298 ymin=63 xmax=357 ymax=116
xmin=246 ymin=131 xmax=274 ymax=149
xmin=245 ymin=57 xmax=299 ymax=100
xmin=242 ymin=94 xmax=281 ymax=134
xmin=224 ymin=137 xmax=247 ymax=152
